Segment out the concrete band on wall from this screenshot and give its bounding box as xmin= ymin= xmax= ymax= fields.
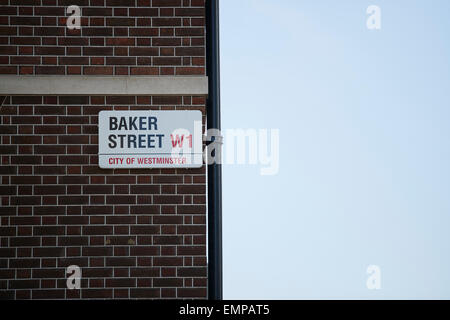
xmin=0 ymin=76 xmax=208 ymax=96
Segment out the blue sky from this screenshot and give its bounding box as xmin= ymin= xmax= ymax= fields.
xmin=220 ymin=0 xmax=450 ymax=299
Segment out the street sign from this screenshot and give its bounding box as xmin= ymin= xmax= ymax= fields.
xmin=98 ymin=110 xmax=203 ymax=169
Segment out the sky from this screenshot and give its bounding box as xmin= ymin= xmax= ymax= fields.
xmin=220 ymin=0 xmax=450 ymax=299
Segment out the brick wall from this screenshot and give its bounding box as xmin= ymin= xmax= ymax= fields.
xmin=0 ymin=95 xmax=207 ymax=300
xmin=0 ymin=0 xmax=205 ymax=76
xmin=0 ymin=0 xmax=208 ymax=300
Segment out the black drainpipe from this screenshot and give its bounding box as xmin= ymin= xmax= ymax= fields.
xmin=205 ymin=0 xmax=223 ymax=300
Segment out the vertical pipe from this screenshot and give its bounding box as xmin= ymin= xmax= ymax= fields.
xmin=205 ymin=0 xmax=223 ymax=300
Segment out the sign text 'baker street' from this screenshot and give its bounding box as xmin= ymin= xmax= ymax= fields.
xmin=99 ymin=110 xmax=203 ymax=169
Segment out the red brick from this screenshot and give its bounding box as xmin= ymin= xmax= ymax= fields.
xmin=153 ymin=0 xmax=182 ymax=6
xmin=153 ymin=18 xmax=182 ymax=26
xmin=35 ymin=66 xmax=65 ymax=75
xmin=0 ymin=1 xmax=208 ymax=300
xmin=129 ymin=67 xmax=157 ymax=75
xmin=81 ymin=289 xmax=113 ymax=299
xmin=84 ymin=66 xmax=114 ymax=75
xmin=130 ymin=289 xmax=159 ymax=298
xmin=177 ymin=288 xmax=207 ymax=298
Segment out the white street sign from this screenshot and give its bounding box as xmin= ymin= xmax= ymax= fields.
xmin=98 ymin=110 xmax=203 ymax=169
